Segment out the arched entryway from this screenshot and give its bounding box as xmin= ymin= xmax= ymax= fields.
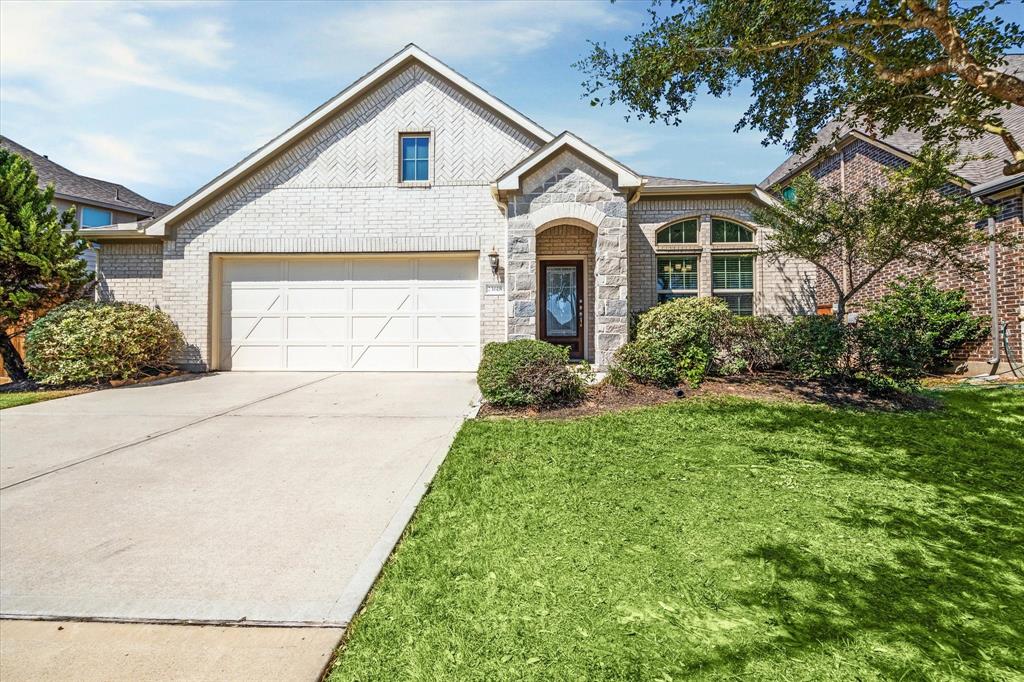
xmin=536 ymin=223 xmax=596 ymax=362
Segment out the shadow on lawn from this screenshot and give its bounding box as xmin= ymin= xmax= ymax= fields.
xmin=687 ymin=388 xmax=1024 ymax=678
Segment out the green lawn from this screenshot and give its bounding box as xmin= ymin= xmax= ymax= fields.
xmin=0 ymin=390 xmax=83 ymax=410
xmin=329 ymin=387 xmax=1024 ymax=681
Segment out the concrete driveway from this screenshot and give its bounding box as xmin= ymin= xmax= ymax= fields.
xmin=0 ymin=372 xmax=478 ymax=627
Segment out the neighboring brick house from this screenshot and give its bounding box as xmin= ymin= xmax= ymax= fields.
xmin=762 ymin=63 xmax=1024 ymax=372
xmin=88 ymin=44 xmax=814 ymax=372
xmin=1 ymin=135 xmax=170 ymax=279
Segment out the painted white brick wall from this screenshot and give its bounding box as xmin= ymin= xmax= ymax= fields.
xmin=95 ymin=242 xmax=163 ymax=308
xmin=134 ymin=63 xmax=538 ymax=369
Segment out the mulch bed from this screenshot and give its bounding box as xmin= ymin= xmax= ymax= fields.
xmin=0 ymin=369 xmax=190 ymax=394
xmin=478 ymin=371 xmax=940 ymax=420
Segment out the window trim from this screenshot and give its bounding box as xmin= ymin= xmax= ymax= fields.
xmin=656 ymin=255 xmax=699 ymax=303
xmin=397 ymin=130 xmax=433 ymax=186
xmin=710 ymin=217 xmax=755 ymax=244
xmin=655 ymin=218 xmax=699 ymax=245
xmin=80 ymin=206 xmax=113 ymax=228
xmin=712 ymin=254 xmax=755 ymax=315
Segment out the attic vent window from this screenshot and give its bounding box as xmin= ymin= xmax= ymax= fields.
xmin=400 ymin=133 xmax=430 ymax=182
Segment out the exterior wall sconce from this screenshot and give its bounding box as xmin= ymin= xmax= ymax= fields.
xmin=488 ymin=248 xmax=500 ymax=274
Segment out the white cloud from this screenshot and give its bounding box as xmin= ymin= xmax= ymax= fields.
xmin=300 ymin=0 xmax=627 ymax=76
xmin=62 ymin=133 xmax=161 ymax=185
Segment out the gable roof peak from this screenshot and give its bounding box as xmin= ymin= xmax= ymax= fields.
xmin=147 ymin=44 xmax=554 ymax=235
xmin=495 ymin=130 xmax=643 ymax=192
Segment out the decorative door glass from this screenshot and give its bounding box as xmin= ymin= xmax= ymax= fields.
xmin=545 ymin=266 xmax=578 ymax=337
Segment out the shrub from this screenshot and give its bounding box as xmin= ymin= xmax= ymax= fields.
xmin=782 ymin=315 xmax=853 ymax=381
xmin=715 ymin=315 xmax=787 ymax=375
xmin=25 ymin=301 xmax=185 ymax=386
xmin=861 ymin=277 xmax=987 ymax=372
xmin=477 ymin=340 xmax=589 ymax=407
xmin=634 ymin=297 xmax=731 ymax=386
xmin=613 ymin=338 xmax=678 ymax=387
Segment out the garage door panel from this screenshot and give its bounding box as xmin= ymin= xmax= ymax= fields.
xmin=230 ymin=316 xmax=281 ymax=341
xmin=287 ymin=316 xmax=348 ymax=340
xmin=286 ymin=345 xmax=346 ymax=370
xmin=226 ymin=345 xmax=281 ymax=370
xmin=418 ymin=287 xmax=477 ymax=312
xmin=418 ymin=258 xmax=477 ymax=281
xmin=287 ymin=288 xmax=347 ymax=312
xmin=223 ymin=260 xmax=283 ymax=283
xmin=223 ymin=288 xmax=282 ymax=313
xmin=351 ymin=315 xmax=413 ymax=341
xmin=351 ymin=288 xmax=412 ymax=312
xmin=351 ymin=345 xmax=413 ymax=370
xmin=220 ymin=255 xmax=479 ymax=371
xmin=352 ymin=259 xmax=413 ymax=281
xmin=418 ymin=316 xmax=477 ymax=341
xmin=286 ymin=259 xmax=350 ymax=281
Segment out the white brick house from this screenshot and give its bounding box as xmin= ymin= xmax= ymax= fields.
xmin=91 ymin=44 xmax=815 ymax=371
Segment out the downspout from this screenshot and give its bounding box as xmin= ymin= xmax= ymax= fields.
xmin=986 ymin=215 xmax=1001 ymax=373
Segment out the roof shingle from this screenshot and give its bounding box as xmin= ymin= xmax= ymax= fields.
xmin=0 ymin=136 xmax=171 ymax=218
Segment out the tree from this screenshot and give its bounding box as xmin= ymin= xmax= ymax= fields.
xmin=0 ymin=148 xmax=89 ymax=382
xmin=753 ymin=146 xmax=994 ymax=319
xmin=579 ymin=1 xmax=1024 ymax=175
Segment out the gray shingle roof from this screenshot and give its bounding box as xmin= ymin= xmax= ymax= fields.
xmin=761 ymin=55 xmax=1024 ymax=188
xmin=0 ymin=136 xmax=171 ymax=218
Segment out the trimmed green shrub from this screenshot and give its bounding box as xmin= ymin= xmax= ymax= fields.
xmin=782 ymin=315 xmax=853 ymax=381
xmin=25 ymin=301 xmax=184 ymax=386
xmin=477 ymin=339 xmax=589 ymax=407
xmin=860 ymin=277 xmax=987 ymax=372
xmin=715 ymin=315 xmax=788 ymax=375
xmin=634 ymin=297 xmax=731 ymax=386
xmin=613 ymin=338 xmax=678 ymax=387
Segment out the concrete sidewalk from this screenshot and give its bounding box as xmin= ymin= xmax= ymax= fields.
xmin=0 ymin=620 xmax=343 ymax=682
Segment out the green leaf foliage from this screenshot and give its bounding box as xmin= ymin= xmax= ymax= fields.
xmin=755 ymin=146 xmax=996 ymax=316
xmin=477 ymin=339 xmax=590 ymax=408
xmin=578 ymin=1 xmax=1024 ymax=166
xmin=632 ymin=296 xmax=731 ymax=386
xmin=0 ymin=148 xmax=88 ymax=331
xmin=25 ymin=301 xmax=185 ymax=386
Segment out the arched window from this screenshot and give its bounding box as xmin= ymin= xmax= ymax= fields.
xmin=711 ymin=218 xmax=754 ymax=243
xmin=656 ymin=218 xmax=698 ymax=244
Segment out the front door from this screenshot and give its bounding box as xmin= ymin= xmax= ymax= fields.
xmin=540 ymin=260 xmax=584 ymax=359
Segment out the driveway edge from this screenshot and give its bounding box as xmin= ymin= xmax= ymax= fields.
xmin=321 ymin=399 xmax=477 ymax=627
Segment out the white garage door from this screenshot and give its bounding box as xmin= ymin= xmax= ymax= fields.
xmin=219 ymin=255 xmax=480 ymax=371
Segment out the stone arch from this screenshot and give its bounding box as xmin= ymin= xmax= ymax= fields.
xmin=529 ymin=202 xmax=606 ymax=235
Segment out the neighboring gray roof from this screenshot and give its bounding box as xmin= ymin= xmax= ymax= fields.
xmin=762 ymin=55 xmax=1024 ymax=188
xmin=643 ymin=175 xmax=727 ymax=187
xmin=0 ymin=136 xmax=171 ymax=218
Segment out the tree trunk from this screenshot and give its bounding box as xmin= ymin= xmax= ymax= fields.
xmin=0 ymin=330 xmax=28 ymax=382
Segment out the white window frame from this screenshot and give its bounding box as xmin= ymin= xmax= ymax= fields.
xmin=656 ymin=255 xmax=699 ymax=303
xmin=397 ymin=131 xmax=433 ymax=186
xmin=712 ymin=254 xmax=755 ymax=315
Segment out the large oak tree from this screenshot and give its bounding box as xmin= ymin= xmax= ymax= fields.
xmin=579 ymin=0 xmax=1024 ymax=175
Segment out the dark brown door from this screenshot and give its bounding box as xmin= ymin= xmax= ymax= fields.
xmin=539 ymin=260 xmax=584 ymax=359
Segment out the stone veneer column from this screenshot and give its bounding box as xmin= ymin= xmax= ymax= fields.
xmin=506 ymin=208 xmax=537 ymax=339
xmin=594 ymin=203 xmax=629 ymax=368
xmin=698 ymin=213 xmax=713 ymax=296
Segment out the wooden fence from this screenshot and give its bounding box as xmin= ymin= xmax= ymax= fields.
xmin=0 ymin=331 xmax=26 ymax=379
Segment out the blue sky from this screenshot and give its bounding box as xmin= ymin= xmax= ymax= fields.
xmin=1 ymin=0 xmax=997 ymax=206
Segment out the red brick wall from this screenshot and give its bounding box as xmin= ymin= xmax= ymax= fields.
xmin=805 ymin=140 xmax=1023 ymax=365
